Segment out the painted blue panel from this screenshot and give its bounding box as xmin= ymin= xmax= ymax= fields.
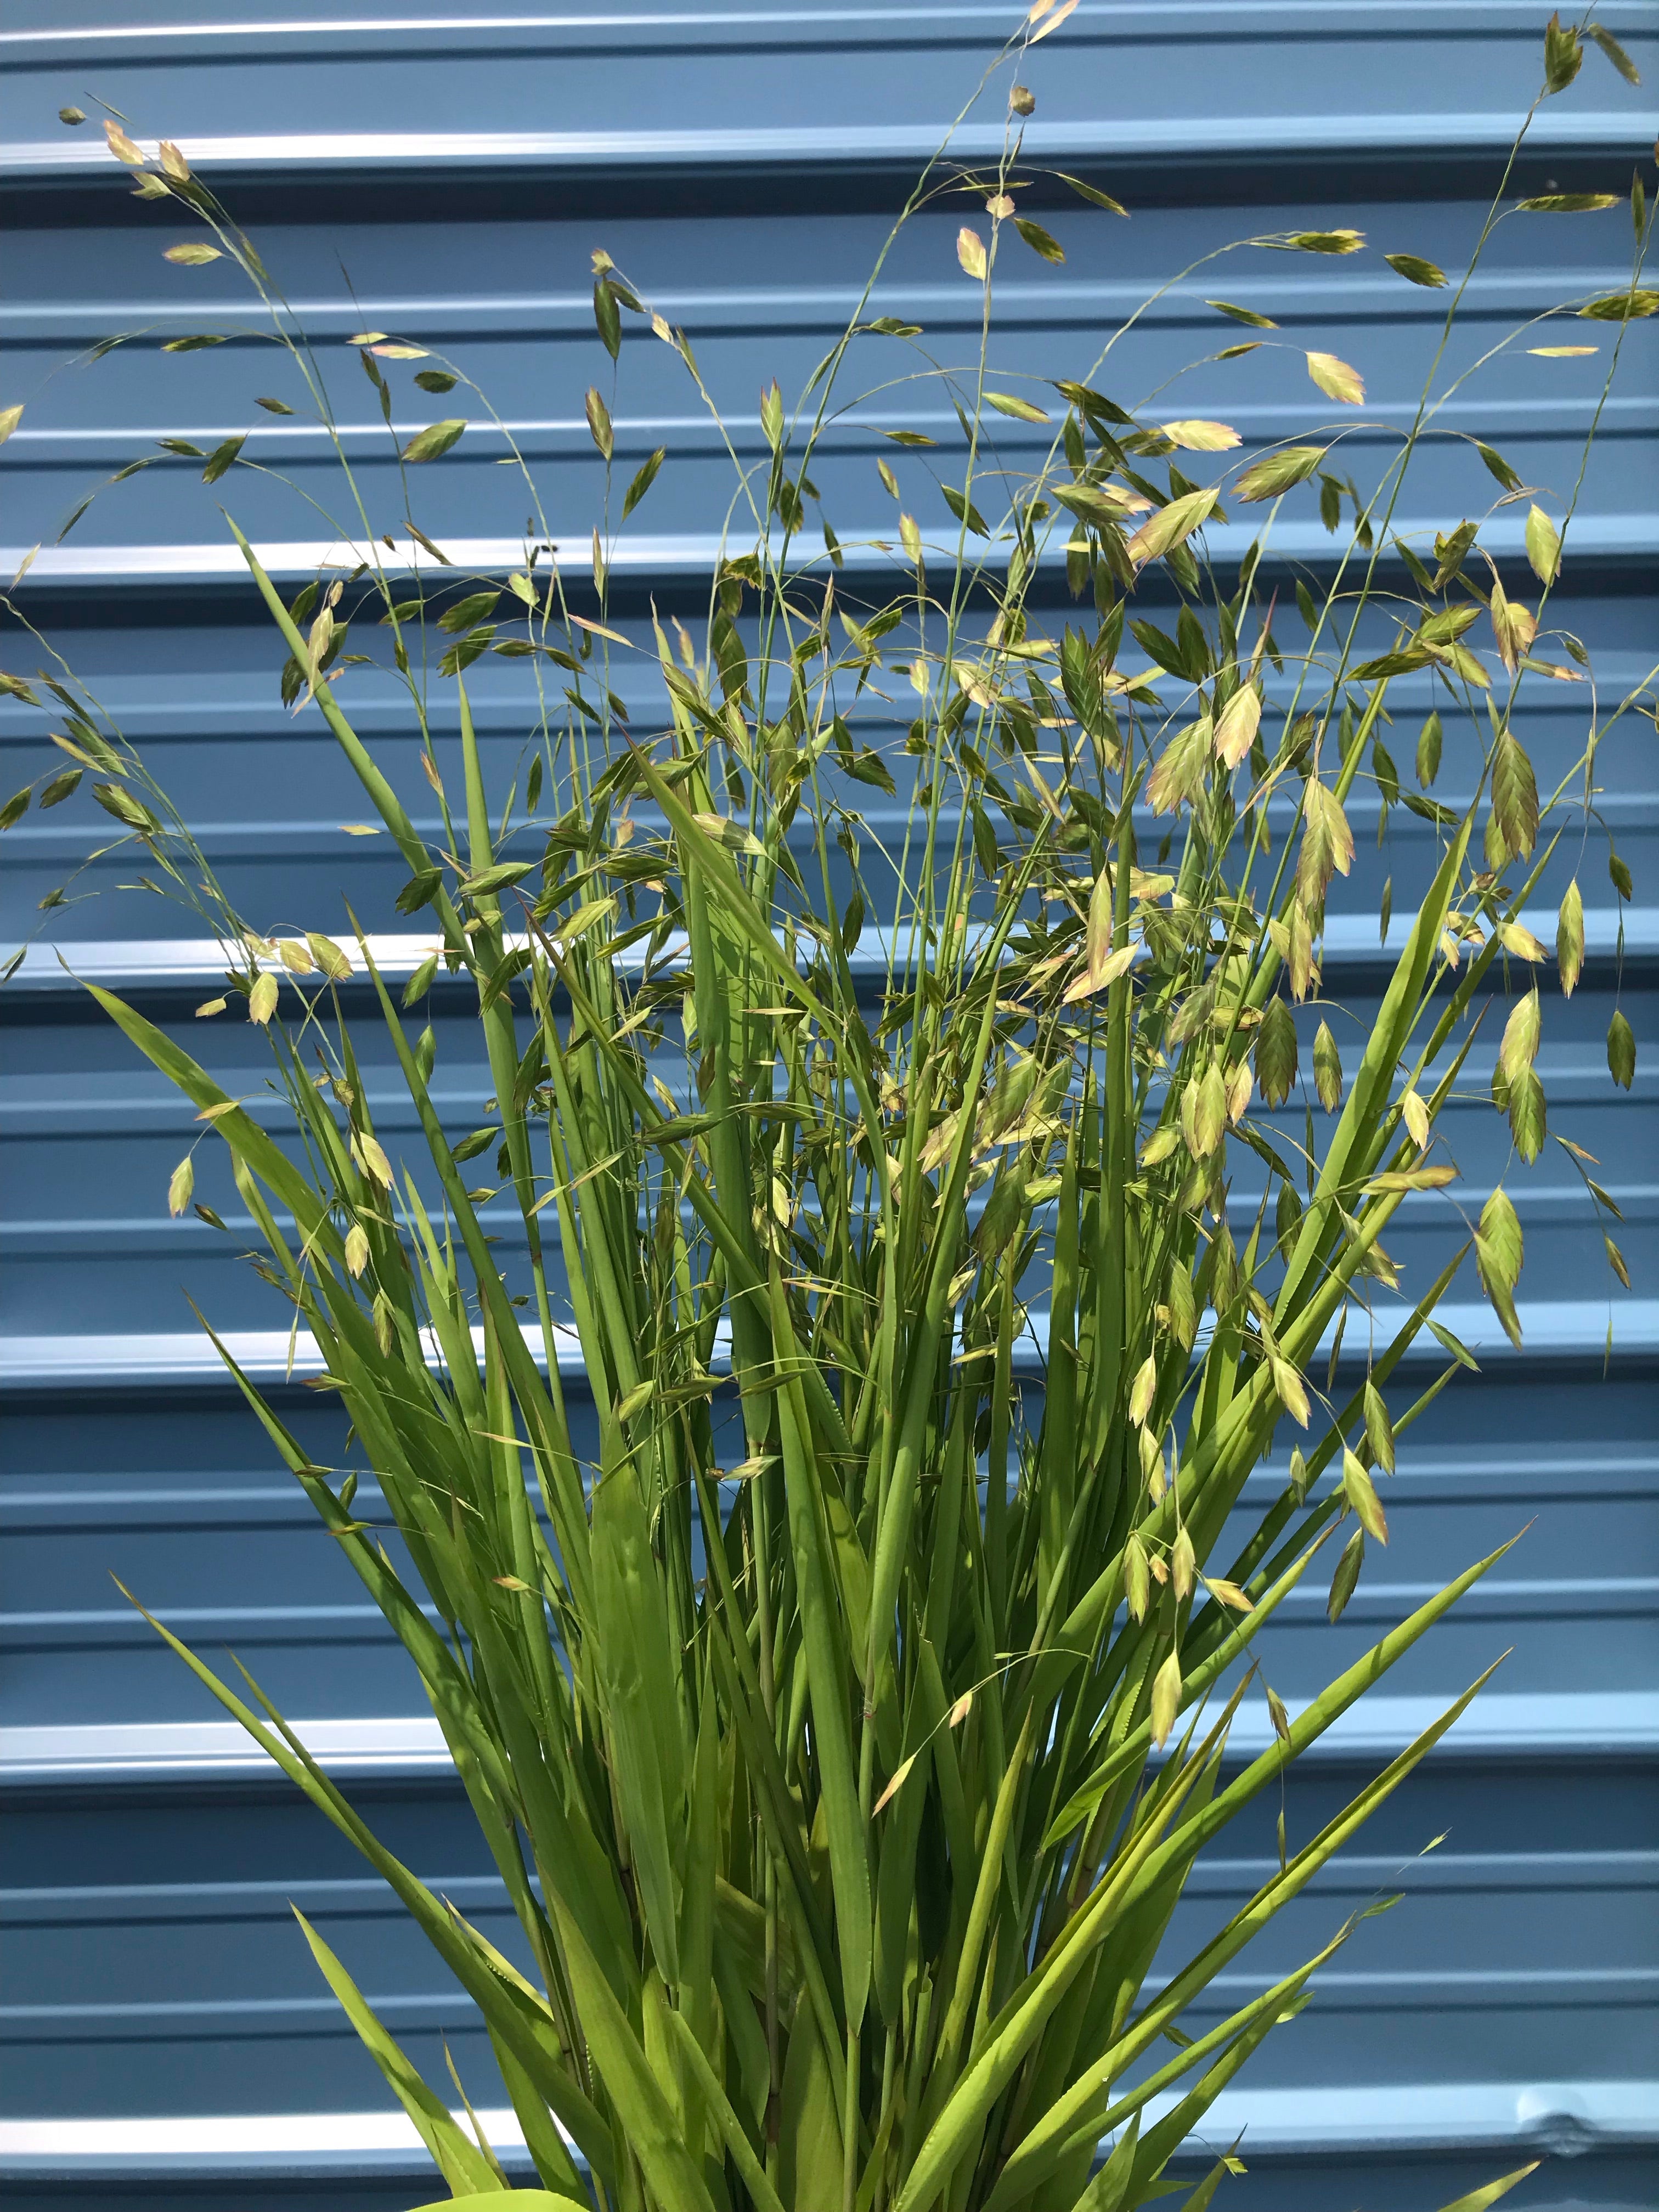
xmin=1 ymin=4 xmax=1655 ymax=2206
xmin=1 ymin=5 xmax=1653 ymax=186
xmin=5 ymin=194 xmax=1658 ymax=582
xmin=5 ymin=1359 xmax=1658 ymax=1724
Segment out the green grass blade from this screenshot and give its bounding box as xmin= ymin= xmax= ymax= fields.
xmin=292 ymin=1908 xmax=506 ymax=2198
xmin=769 ymin=1268 xmax=873 ymax=2034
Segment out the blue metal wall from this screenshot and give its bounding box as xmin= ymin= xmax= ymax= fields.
xmin=2 ymin=5 xmax=1656 ymax=2208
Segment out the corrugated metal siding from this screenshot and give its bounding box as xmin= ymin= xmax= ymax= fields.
xmin=2 ymin=5 xmax=1656 ymax=2206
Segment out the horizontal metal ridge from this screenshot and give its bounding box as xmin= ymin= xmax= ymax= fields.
xmin=5 ymin=689 xmax=1649 ymax=753
xmin=4 ymin=106 xmax=1654 ymax=188
xmin=0 ymin=2 xmax=1636 ymax=58
xmin=5 ymin=1692 xmax=1656 ymax=1787
xmin=0 ymin=2104 xmax=545 ymax=2182
xmin=4 ymin=2073 xmax=1652 ymax=2178
xmin=0 ymin=1714 xmax=463 ymax=1784
xmin=7 ymin=1577 xmax=1650 ymax=1658
xmin=8 ymin=906 xmax=1658 ymax=996
xmin=0 ymin=1319 xmax=583 ymax=1388
xmin=5 ymin=808 xmax=1652 ymax=874
xmin=2 ymin=1175 xmax=1649 ymax=1256
xmin=2 ymin=1297 xmax=1656 ymax=1391
xmin=13 ymin=401 xmax=1654 ymax=471
xmin=1 ymin=2078 xmax=1655 ymax=2180
xmin=7 ymin=510 xmax=1658 ymax=593
xmin=12 ymin=1848 xmax=1648 ymax=1922
xmin=1163 ymin=2078 xmax=1659 ymax=2159
xmin=5 ymin=929 xmax=511 ymax=991
xmin=8 ymin=1454 xmax=1654 ymax=1527
xmin=1 ymin=272 xmax=1649 ymax=346
xmin=21 ymin=1971 xmax=1653 ymax=2042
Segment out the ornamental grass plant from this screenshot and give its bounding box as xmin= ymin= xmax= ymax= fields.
xmin=4 ymin=10 xmax=1652 ymax=2212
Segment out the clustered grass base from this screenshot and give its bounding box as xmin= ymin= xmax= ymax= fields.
xmin=3 ymin=11 xmax=1652 ymax=2212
